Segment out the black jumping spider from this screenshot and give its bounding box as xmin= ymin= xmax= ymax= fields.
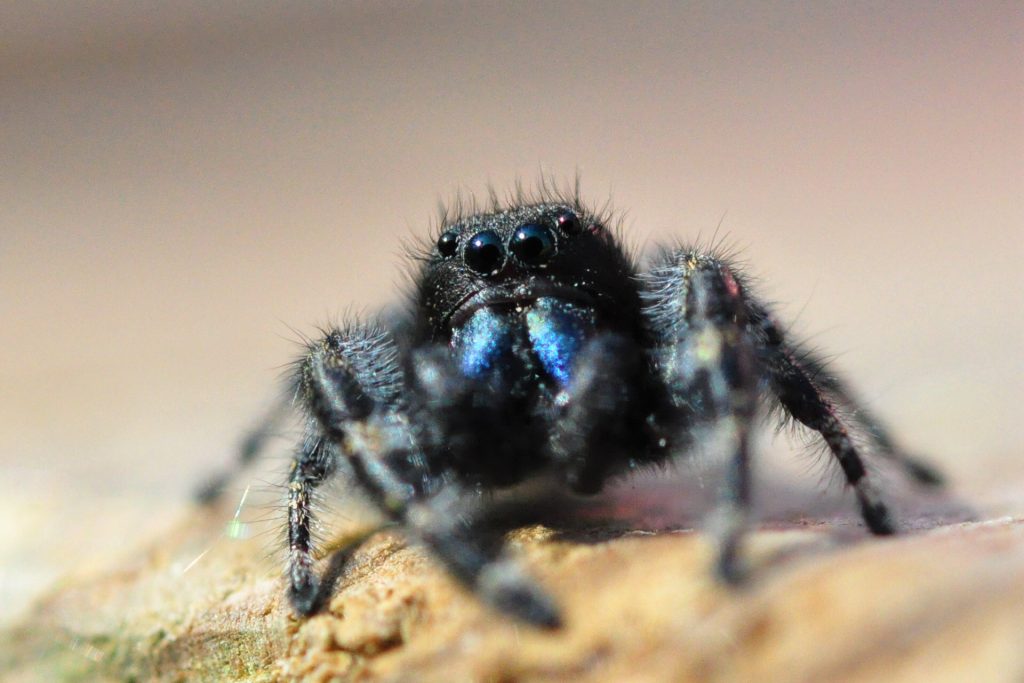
xmin=201 ymin=186 xmax=942 ymax=629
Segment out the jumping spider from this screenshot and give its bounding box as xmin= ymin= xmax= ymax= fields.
xmin=201 ymin=188 xmax=942 ymax=628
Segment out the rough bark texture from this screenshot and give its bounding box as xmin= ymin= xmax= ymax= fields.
xmin=3 ymin=479 xmax=1023 ymax=683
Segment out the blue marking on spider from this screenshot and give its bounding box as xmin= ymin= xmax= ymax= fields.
xmin=455 ymin=307 xmax=513 ymax=379
xmin=525 ymin=298 xmax=596 ymax=387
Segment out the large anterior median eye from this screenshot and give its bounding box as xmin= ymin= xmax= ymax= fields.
xmin=509 ymin=224 xmax=556 ymax=266
xmin=464 ymin=230 xmax=505 ymax=275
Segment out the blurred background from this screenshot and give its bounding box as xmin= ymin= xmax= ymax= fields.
xmin=1 ymin=2 xmax=1020 ymax=626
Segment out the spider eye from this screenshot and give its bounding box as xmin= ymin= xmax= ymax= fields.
xmin=437 ymin=230 xmax=459 ymax=258
xmin=509 ymin=224 xmax=556 ymax=266
xmin=555 ymin=211 xmax=582 ymax=235
xmin=464 ymin=230 xmax=505 ymax=275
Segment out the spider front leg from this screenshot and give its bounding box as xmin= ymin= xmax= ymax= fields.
xmin=286 ymin=324 xmax=405 ymax=614
xmin=644 ymin=252 xmax=760 ymax=583
xmin=403 ymin=349 xmax=563 ymax=628
xmin=649 ymin=248 xmax=903 ymax=540
xmin=548 ymin=333 xmax=650 ymax=495
xmin=292 ymin=334 xmax=561 ymax=627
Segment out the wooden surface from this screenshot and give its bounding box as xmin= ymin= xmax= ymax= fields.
xmin=3 ymin=476 xmax=1022 ymax=683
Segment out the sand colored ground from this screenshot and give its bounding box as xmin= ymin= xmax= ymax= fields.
xmin=3 ymin=476 xmax=1022 ymax=682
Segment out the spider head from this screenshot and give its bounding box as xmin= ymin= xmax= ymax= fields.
xmin=416 ymin=202 xmax=638 ymax=341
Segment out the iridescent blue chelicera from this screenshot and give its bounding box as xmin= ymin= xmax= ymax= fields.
xmin=525 ymin=298 xmax=596 ymax=388
xmin=453 ymin=298 xmax=597 ymax=390
xmin=453 ymin=307 xmax=513 ymax=379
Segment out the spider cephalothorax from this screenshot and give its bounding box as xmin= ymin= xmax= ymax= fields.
xmin=201 ymin=186 xmax=942 ymax=629
xmin=415 ymin=202 xmax=642 ymax=342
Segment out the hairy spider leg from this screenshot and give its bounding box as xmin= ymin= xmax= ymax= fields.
xmin=546 ymin=333 xmax=651 ymax=495
xmin=748 ymin=299 xmax=899 ymax=534
xmin=772 ymin=343 xmax=944 ymax=487
xmin=284 ymin=324 xmax=407 ymax=613
xmin=291 ymin=328 xmax=561 ymax=627
xmin=644 ymin=252 xmax=760 ymax=583
xmin=405 ymin=348 xmax=562 ymax=627
xmin=286 ymin=435 xmax=338 ymax=614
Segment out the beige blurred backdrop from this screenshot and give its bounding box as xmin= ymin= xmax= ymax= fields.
xmin=1 ymin=2 xmax=1021 ymax=625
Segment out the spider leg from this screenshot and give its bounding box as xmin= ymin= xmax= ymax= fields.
xmin=644 ymin=252 xmax=760 ymax=582
xmin=747 ymin=301 xmax=900 ymax=534
xmin=406 ymin=488 xmax=562 ymax=628
xmin=286 ymin=434 xmax=340 ymax=614
xmin=285 ymin=323 xmax=404 ymax=614
xmin=549 ymin=333 xmax=650 ymax=494
xmin=773 ymin=343 xmax=943 ymax=487
xmin=292 ymin=334 xmax=561 ymax=627
xmin=404 ymin=349 xmax=563 ymax=627
xmin=347 ymin=466 xmax=560 ymax=628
